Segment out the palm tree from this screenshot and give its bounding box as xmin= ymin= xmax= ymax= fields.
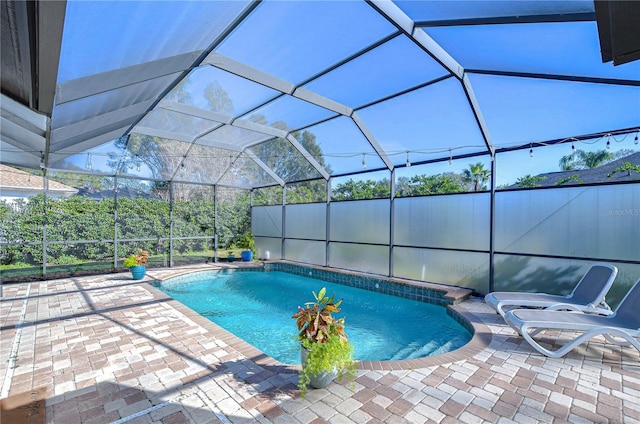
xmin=559 ymin=153 xmax=580 ymax=171
xmin=463 ymin=162 xmax=491 ymax=191
xmin=559 ymin=149 xmax=613 ymax=170
xmin=579 ymin=150 xmax=612 ymax=168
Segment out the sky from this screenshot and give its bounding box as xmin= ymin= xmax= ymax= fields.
xmin=54 ymin=1 xmax=639 ymax=189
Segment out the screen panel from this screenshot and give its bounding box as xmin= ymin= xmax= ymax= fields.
xmin=393 ymin=247 xmax=489 ymax=293
xmin=495 ymin=184 xmax=640 ymax=261
xmin=255 ymin=236 xmax=282 ymax=261
xmin=252 ymin=205 xmax=282 ymax=238
xmin=394 ymin=193 xmax=490 ymax=251
xmin=329 ymin=199 xmax=390 ymax=244
xmin=425 ymin=21 xmax=640 ymax=80
xmin=285 ymin=203 xmax=326 ymax=240
xmin=493 ymin=254 xmax=640 ymax=309
xmin=329 ymin=242 xmax=389 ymax=276
xmin=302 ymin=34 xmax=448 ymax=109
xmin=216 ymin=0 xmax=396 ymax=84
xmin=357 ymin=78 xmax=490 ymax=165
xmin=284 ymin=239 xmax=326 ymax=266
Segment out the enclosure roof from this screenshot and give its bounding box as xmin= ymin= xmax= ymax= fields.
xmin=1 ymin=0 xmax=639 ymax=189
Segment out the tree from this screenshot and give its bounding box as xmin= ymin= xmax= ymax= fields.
xmin=516 ymin=175 xmax=547 ymax=188
xmin=396 ymin=174 xmax=462 ymax=196
xmin=204 ymin=81 xmax=234 ymax=113
xmin=559 ymin=149 xmax=613 ymax=171
xmin=558 ymin=152 xmax=580 ymax=171
xmin=286 ymin=180 xmax=327 ymax=204
xmin=253 ymin=186 xmax=283 ymax=206
xmin=462 ymin=162 xmax=491 ymax=191
xmin=249 ymin=125 xmax=330 ymax=184
xmin=331 ymin=179 xmax=390 ymax=201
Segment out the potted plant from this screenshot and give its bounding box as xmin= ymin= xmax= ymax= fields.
xmin=292 ymin=287 xmax=356 ymax=398
xmin=227 ymin=250 xmax=235 ymax=262
xmin=123 ymin=249 xmax=149 ymax=280
xmin=238 ymin=232 xmax=255 ymax=262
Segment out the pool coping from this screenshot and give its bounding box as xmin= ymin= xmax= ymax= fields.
xmin=146 ymin=262 xmax=493 ymax=372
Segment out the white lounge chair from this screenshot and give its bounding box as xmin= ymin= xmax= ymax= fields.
xmin=485 ymin=263 xmax=618 ymax=318
xmin=504 ymin=278 xmax=640 ymax=358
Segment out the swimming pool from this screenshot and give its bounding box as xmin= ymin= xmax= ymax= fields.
xmin=154 ymin=269 xmax=472 ymax=364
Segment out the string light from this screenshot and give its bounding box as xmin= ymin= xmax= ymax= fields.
xmin=6 ymin=128 xmax=637 ymax=173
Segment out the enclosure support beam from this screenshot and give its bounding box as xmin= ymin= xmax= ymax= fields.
xmin=169 ymin=183 xmax=174 ymax=267
xmin=214 ymin=186 xmax=219 ymax=263
xmin=389 ymin=169 xmax=396 ymax=278
xmin=113 ymin=177 xmax=119 ymax=270
xmin=326 ymin=179 xmax=332 ymax=268
xmin=42 ymin=173 xmax=48 ymax=279
xmin=282 ymin=185 xmax=287 ymax=261
xmin=489 ymin=154 xmax=497 ymax=293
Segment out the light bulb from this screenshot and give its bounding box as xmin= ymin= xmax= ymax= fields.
xmin=635 ymin=133 xmax=638 ymax=145
xmin=361 ymin=154 xmax=366 ymax=170
xmin=405 ymin=152 xmax=411 ymax=167
xmin=529 ymin=144 xmax=533 ymax=158
xmin=606 ymin=140 xmax=611 ymax=149
xmin=448 ymin=149 xmax=452 ymax=165
xmin=85 ymin=154 xmax=92 ymax=170
xmin=571 ymin=143 xmax=576 ymax=153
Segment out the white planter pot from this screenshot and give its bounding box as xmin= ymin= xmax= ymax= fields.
xmin=300 ymin=347 xmax=337 ymax=389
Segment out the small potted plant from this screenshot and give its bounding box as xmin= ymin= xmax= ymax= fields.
xmin=123 ymin=248 xmax=149 ymax=280
xmin=238 ymin=232 xmax=255 ymax=262
xmin=226 ymin=250 xmax=235 ymax=262
xmin=292 ymin=287 xmax=356 ymax=398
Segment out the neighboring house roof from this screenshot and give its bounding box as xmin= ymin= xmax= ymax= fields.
xmin=0 ymin=164 xmax=77 ymax=196
xmin=509 ymin=152 xmax=640 ymax=188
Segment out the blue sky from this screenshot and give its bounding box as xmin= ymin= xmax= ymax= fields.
xmin=56 ymin=1 xmax=639 ymax=188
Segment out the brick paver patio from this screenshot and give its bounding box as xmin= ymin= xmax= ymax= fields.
xmin=1 ymin=264 xmax=638 ymax=423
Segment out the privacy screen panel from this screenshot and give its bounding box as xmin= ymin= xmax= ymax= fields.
xmin=329 ymin=199 xmax=390 ymax=244
xmin=495 ymin=184 xmax=639 ymax=261
xmin=285 ymin=203 xmax=326 ymax=240
xmin=493 ymin=255 xmax=640 ymax=309
xmin=394 ymin=193 xmax=490 ymax=251
xmin=393 ymin=247 xmax=490 ymax=293
xmin=284 ymin=239 xmax=326 ymax=266
xmin=252 ymin=205 xmax=282 ymax=238
xmin=329 ymin=242 xmax=389 ymax=276
xmin=255 ymin=236 xmax=282 ymax=261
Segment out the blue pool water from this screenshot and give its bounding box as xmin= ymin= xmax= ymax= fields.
xmin=154 ymin=271 xmax=471 ymax=364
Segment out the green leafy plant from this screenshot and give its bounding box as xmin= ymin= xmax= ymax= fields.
xmin=123 ymin=249 xmax=149 ymax=268
xmin=515 ymin=174 xmax=547 ymax=188
xmin=292 ymin=287 xmax=356 ymax=398
xmin=555 ymin=175 xmax=583 ymax=186
xmin=608 ymin=161 xmax=640 ymax=178
xmin=237 ymin=232 xmax=255 ymax=253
